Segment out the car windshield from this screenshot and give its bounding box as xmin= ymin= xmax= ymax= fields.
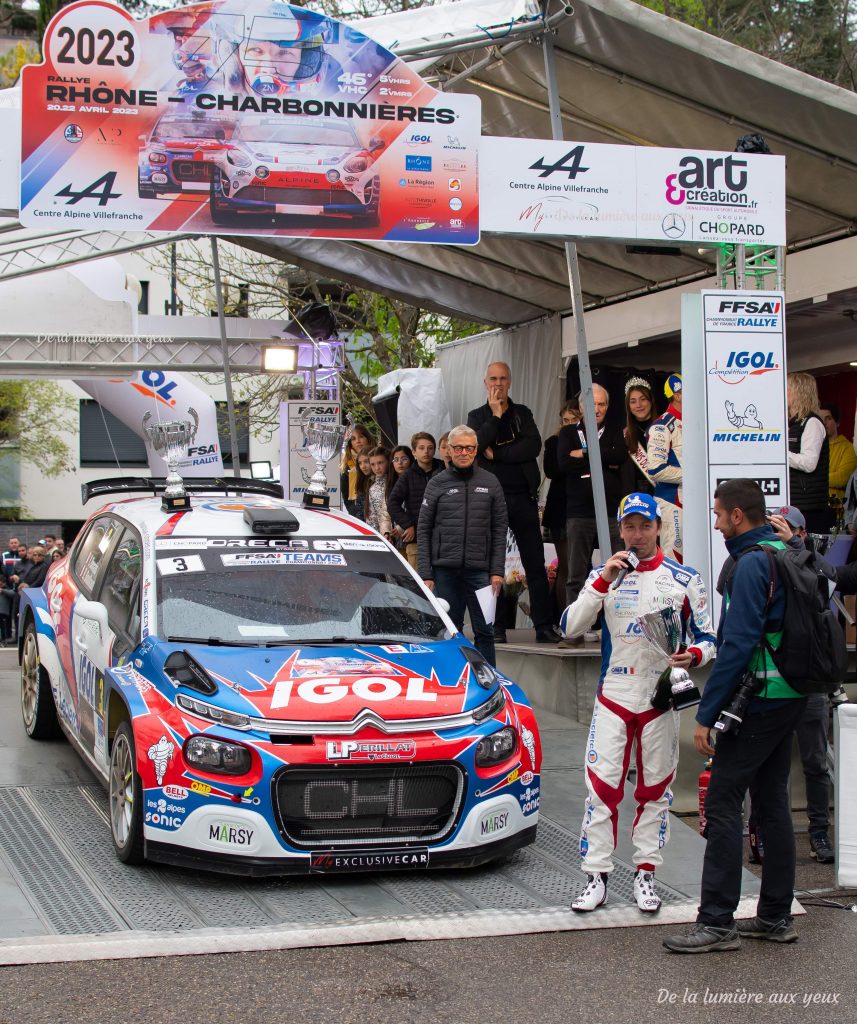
xmin=238 ymin=123 xmax=357 ymax=147
xmin=156 ymin=120 xmax=231 ymax=140
xmin=155 ymin=539 xmax=451 ymax=645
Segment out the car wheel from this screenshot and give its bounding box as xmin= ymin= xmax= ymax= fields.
xmin=209 ymin=173 xmax=231 ymax=225
xmin=109 ymin=720 xmax=145 ymax=864
xmin=20 ymin=620 xmax=60 ymax=739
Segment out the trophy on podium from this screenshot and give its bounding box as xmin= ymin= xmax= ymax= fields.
xmin=635 ymin=606 xmax=702 ymax=712
xmin=300 ymin=409 xmax=352 ymax=509
xmin=142 ymin=408 xmax=199 ymax=511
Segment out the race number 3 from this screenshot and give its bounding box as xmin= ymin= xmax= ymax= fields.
xmin=157 ymin=555 xmax=204 ymax=576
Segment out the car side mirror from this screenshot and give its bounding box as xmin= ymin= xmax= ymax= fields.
xmin=75 ymin=597 xmax=109 ymax=643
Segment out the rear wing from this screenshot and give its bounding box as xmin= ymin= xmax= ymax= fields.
xmin=81 ymin=476 xmax=284 ymax=505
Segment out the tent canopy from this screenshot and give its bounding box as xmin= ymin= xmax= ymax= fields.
xmin=242 ymin=0 xmax=857 ymax=327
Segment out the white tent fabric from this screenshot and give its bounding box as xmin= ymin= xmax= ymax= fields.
xmin=374 ymin=367 xmax=452 ymax=445
xmin=436 ymin=314 xmax=561 ymax=444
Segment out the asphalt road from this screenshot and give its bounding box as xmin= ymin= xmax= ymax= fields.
xmin=0 ymin=829 xmax=853 ymax=1024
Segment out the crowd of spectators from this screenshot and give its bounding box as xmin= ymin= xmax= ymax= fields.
xmin=341 ymin=362 xmax=856 ymax=649
xmin=0 ymin=533 xmax=66 ymax=645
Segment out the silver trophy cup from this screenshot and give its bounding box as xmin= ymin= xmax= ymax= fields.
xmin=636 ymin=606 xmax=701 ymax=711
xmin=142 ymin=408 xmax=199 ymax=510
xmin=300 ymin=409 xmax=352 ymax=509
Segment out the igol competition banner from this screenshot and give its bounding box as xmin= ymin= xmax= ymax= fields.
xmin=20 ymin=0 xmax=480 ymax=244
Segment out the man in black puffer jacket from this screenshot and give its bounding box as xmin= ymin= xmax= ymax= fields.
xmin=418 ymin=425 xmax=508 ymax=666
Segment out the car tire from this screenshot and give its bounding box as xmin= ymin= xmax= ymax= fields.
xmin=209 ymin=173 xmax=231 ymax=225
xmin=20 ymin=619 xmax=61 ymax=739
xmin=109 ymin=720 xmax=145 ymax=865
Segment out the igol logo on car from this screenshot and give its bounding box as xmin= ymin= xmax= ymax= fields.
xmin=209 ymin=823 xmax=255 ymax=846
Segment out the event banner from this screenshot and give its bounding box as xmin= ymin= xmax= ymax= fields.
xmin=20 ymin=0 xmax=479 ymax=244
xmin=282 ymin=400 xmax=341 ymax=506
xmin=77 ymin=370 xmax=225 ymax=477
xmin=480 ymin=137 xmax=786 ymax=247
xmin=701 ymin=290 xmax=788 ymax=614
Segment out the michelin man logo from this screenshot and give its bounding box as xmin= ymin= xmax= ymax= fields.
xmin=147 ymin=735 xmax=175 ymax=785
xmin=724 ymin=401 xmax=763 ymax=430
xmin=520 ymin=724 xmax=536 ymax=768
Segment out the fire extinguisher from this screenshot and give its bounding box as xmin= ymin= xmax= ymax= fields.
xmin=698 ymin=759 xmax=713 ymax=837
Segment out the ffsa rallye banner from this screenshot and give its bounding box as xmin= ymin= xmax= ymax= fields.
xmin=20 ymin=1 xmax=480 ymax=244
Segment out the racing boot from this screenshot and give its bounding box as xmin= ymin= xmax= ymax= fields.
xmin=571 ymin=872 xmax=607 ymax=912
xmin=633 ymin=869 xmax=661 ymax=913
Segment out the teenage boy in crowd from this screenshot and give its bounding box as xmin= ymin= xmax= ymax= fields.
xmin=388 ymin=432 xmax=445 ymax=570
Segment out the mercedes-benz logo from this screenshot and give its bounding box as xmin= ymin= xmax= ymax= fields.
xmin=662 ymin=213 xmax=686 ymax=239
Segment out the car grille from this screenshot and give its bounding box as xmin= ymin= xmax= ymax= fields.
xmin=274 ymin=763 xmax=465 ymax=847
xmin=237 ymin=185 xmax=363 ymax=207
xmin=173 ymin=161 xmax=214 ymax=182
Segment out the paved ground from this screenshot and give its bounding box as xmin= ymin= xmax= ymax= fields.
xmin=0 ymin=650 xmax=853 ymax=1022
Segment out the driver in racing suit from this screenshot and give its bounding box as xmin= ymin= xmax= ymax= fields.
xmin=560 ymin=492 xmax=716 ymax=913
xmin=647 ymin=372 xmax=683 ymax=561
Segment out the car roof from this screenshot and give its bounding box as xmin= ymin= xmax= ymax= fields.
xmin=93 ymin=496 xmax=378 ymax=543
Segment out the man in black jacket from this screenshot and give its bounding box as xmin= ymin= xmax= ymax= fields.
xmin=467 ymin=361 xmax=559 ymax=644
xmin=558 ymin=384 xmax=627 ymax=607
xmin=418 ymin=425 xmax=508 ymax=666
xmin=388 ymin=432 xmax=444 ymax=570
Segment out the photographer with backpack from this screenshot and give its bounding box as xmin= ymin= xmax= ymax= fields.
xmin=664 ymin=479 xmax=814 ymax=953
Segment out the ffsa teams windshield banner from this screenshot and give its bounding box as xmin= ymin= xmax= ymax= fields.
xmin=20 ymin=0 xmax=480 ymax=244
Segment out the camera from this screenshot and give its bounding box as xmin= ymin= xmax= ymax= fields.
xmin=829 ymin=685 xmax=849 ymax=707
xmin=714 ymin=670 xmax=763 ymax=735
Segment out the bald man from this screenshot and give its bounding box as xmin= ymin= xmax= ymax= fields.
xmin=467 ymin=362 xmax=560 ymax=644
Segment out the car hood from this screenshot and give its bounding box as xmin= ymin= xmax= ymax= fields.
xmin=247 ymin=143 xmax=354 ymax=164
xmin=161 ymin=641 xmax=491 ymax=724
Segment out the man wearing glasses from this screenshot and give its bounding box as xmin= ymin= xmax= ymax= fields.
xmin=418 ymin=425 xmax=508 ymax=666
xmin=467 ymin=362 xmax=560 ymax=644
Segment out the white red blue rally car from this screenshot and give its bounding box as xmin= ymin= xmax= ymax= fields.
xmin=20 ymin=478 xmax=540 ymax=875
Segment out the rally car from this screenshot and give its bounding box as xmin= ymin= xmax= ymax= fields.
xmin=208 ymin=115 xmax=383 ymax=226
xmin=20 ymin=478 xmax=540 ymax=876
xmin=138 ymin=112 xmax=236 ymax=199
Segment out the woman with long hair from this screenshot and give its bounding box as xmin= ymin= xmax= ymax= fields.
xmin=364 ymin=446 xmax=394 ymax=537
xmin=352 ymin=450 xmax=373 ymax=521
xmin=340 ymin=423 xmax=374 ymax=517
xmin=623 ymin=377 xmax=657 ymax=494
xmin=787 ymin=371 xmax=832 ymax=532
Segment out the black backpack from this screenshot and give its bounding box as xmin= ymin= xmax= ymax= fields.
xmin=735 ymin=543 xmax=848 ymax=693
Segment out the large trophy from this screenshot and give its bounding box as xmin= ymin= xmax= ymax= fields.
xmin=300 ymin=409 xmax=352 ymax=509
xmin=635 ymin=606 xmax=701 ymax=712
xmin=142 ymin=408 xmax=199 ymax=511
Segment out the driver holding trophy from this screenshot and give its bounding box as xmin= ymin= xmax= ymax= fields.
xmin=561 ymin=492 xmax=716 ymax=913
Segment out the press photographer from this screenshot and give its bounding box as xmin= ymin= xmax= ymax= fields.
xmin=665 ymin=479 xmax=808 ymax=954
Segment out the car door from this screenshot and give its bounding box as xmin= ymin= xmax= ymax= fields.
xmin=75 ymin=527 xmax=143 ymax=766
xmin=55 ymin=515 xmax=123 ymax=743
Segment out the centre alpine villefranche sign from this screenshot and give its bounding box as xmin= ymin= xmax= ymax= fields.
xmin=20 ymin=0 xmax=480 ymax=244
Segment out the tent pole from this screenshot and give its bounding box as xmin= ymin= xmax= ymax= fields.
xmin=542 ymin=30 xmax=613 ymax=560
xmin=210 ymin=237 xmax=242 ymax=478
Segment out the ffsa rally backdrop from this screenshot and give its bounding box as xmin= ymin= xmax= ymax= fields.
xmin=480 ymin=138 xmax=785 ymax=247
xmin=20 ymin=0 xmax=480 ymax=244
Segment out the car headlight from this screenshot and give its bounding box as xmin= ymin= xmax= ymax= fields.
xmin=227 ymin=150 xmax=251 ymax=167
xmin=176 ymin=693 xmax=250 ymax=730
xmin=344 ymin=156 xmax=368 ymax=173
xmin=326 ymin=169 xmax=341 ymax=182
xmin=149 ymin=152 xmax=167 ymax=164
xmin=184 ymin=735 xmax=252 ymax=776
xmin=475 ymin=726 xmax=517 ymax=767
xmin=471 ymin=687 xmax=506 ymax=723
xmin=461 ymin=646 xmax=496 ymax=689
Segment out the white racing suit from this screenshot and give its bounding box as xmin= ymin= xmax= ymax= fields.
xmin=560 ymin=550 xmax=715 ymax=874
xmin=646 ymin=406 xmax=683 ymax=561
